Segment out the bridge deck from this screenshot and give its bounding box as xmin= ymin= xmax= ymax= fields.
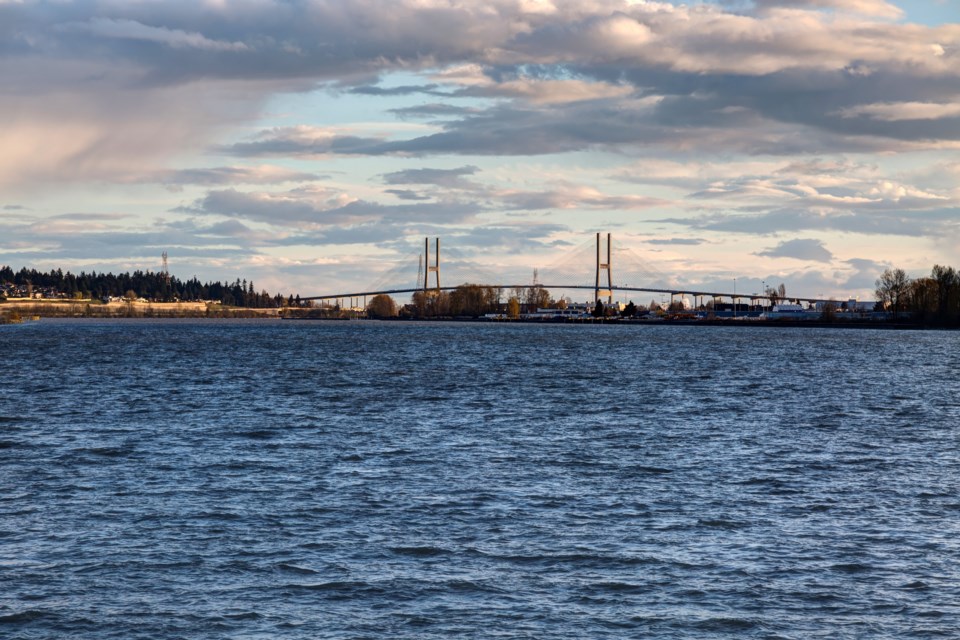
xmin=302 ymin=285 xmax=830 ymax=305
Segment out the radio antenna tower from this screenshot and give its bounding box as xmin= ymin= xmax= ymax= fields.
xmin=161 ymin=252 xmax=170 ymax=285
xmin=533 ymin=268 xmax=539 ymax=286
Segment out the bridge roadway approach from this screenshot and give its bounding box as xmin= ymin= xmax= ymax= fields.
xmin=301 ymin=285 xmax=831 ymax=306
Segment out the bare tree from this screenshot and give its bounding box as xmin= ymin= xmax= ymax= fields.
xmin=931 ymin=265 xmax=958 ymax=323
xmin=448 ymin=284 xmax=499 ymax=317
xmin=819 ymin=299 xmax=837 ymax=322
xmin=875 ymin=268 xmax=910 ymax=318
xmin=525 ymin=285 xmax=552 ymax=310
xmin=907 ymin=277 xmax=938 ymax=321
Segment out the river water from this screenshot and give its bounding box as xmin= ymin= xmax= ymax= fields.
xmin=2 ymin=319 xmax=959 ymax=638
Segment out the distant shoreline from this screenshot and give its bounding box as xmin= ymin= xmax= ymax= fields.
xmin=286 ymin=316 xmax=952 ymax=330
xmin=0 ymin=299 xmax=280 ymax=320
xmin=5 ymin=311 xmax=955 ymax=331
xmin=3 ymin=299 xmax=956 ymax=330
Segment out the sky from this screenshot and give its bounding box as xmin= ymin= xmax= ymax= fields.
xmin=2 ymin=0 xmax=959 ymax=301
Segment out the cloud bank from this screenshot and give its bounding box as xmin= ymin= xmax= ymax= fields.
xmin=1 ymin=0 xmax=957 ymax=296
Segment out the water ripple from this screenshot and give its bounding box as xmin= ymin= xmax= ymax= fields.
xmin=2 ymin=320 xmax=959 ymax=638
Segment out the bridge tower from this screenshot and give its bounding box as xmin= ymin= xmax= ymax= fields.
xmin=595 ymin=232 xmax=613 ymax=305
xmin=423 ymin=237 xmax=441 ymax=294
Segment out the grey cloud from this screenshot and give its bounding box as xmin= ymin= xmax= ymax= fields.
xmin=184 ymin=189 xmax=341 ymax=226
xmin=445 ymin=223 xmax=568 ymax=250
xmin=660 ymin=206 xmax=960 ymax=237
xmin=0 ymin=245 xmax=249 ymax=266
xmin=1 ymin=2 xmax=526 ymax=89
xmin=185 ymin=188 xmax=482 ymax=227
xmin=756 ymin=238 xmax=834 ymax=262
xmin=17 ymin=1 xmax=944 ymax=174
xmin=64 ymin=18 xmax=249 ymax=53
xmin=309 ymin=224 xmax=415 ymax=247
xmin=316 ymin=199 xmax=482 ymax=225
xmin=499 ymin=187 xmax=667 ymax=211
xmin=381 ymin=166 xmax=481 ymax=189
xmin=49 ymin=212 xmax=131 ymax=221
xmin=225 ymin=84 xmax=956 ymax=163
xmin=842 ymin=257 xmax=888 ymax=292
xmin=0 ymin=216 xmax=254 ymax=264
xmin=221 ymin=132 xmax=389 ymax=158
xmin=157 ymin=166 xmax=323 ymax=186
xmin=169 ymin=217 xmax=418 ymax=249
xmin=389 ymin=104 xmax=480 ymax=120
xmin=198 ymin=219 xmax=258 ymax=239
xmin=385 ymin=189 xmax=432 ymax=201
xmin=221 ymin=102 xmax=684 ymax=159
xmin=583 ymin=64 xmax=960 ymax=151
xmin=3 ymin=205 xmax=28 ymax=211
xmin=349 ymin=84 xmax=446 ymax=96
xmin=182 ymin=178 xmax=663 ymax=233
xmin=5 ymin=1 xmax=953 ymax=91
xmin=3 ymin=0 xmax=958 ymax=166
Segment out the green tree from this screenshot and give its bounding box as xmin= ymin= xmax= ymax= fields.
xmin=592 ymin=300 xmax=605 ymax=317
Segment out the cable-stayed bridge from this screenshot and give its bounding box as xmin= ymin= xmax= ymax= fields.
xmin=302 ymin=233 xmax=831 ymax=307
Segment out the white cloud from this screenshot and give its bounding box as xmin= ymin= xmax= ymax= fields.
xmin=752 ymin=0 xmax=904 ymax=19
xmin=866 ymin=180 xmax=948 ymax=201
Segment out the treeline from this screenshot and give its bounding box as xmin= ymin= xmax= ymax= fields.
xmin=0 ymin=265 xmax=305 ymax=308
xmin=406 ymin=284 xmax=507 ymax=317
xmin=876 ymin=265 xmax=960 ymax=325
xmin=399 ymin=284 xmax=552 ymax=318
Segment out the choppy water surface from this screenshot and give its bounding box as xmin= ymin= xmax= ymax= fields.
xmin=2 ymin=319 xmax=959 ymax=638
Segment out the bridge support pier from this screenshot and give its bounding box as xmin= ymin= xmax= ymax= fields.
xmin=424 ymin=237 xmax=441 ymax=294
xmin=595 ymin=232 xmax=613 ymax=306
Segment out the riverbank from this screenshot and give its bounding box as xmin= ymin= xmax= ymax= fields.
xmin=0 ymin=299 xmax=281 ymax=319
xmin=283 ymin=314 xmax=954 ymax=330
xmin=3 ymin=302 xmax=954 ymax=329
